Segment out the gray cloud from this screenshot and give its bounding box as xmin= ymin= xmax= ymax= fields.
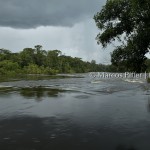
xmin=0 ymin=18 xmax=112 ymax=64
xmin=0 ymin=0 xmax=105 ymax=28
xmin=0 ymin=0 xmax=112 ymax=64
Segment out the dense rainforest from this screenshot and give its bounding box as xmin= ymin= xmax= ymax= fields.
xmin=0 ymin=45 xmax=117 ymax=76
xmin=1 ymin=45 xmax=150 ymax=77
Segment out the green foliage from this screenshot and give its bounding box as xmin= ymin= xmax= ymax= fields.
xmin=46 ymin=50 xmax=61 ymax=69
xmin=147 ymin=77 xmax=150 ymax=83
xmin=145 ymin=59 xmax=150 ymax=72
xmin=23 ymin=64 xmax=58 ymax=75
xmin=0 ymin=45 xmax=118 ymax=76
xmin=0 ymin=60 xmax=20 ymax=75
xmin=94 ymin=0 xmax=150 ymax=72
xmin=24 ymin=64 xmax=43 ymax=74
xmin=0 ymin=49 xmax=12 ymax=61
xmin=20 ymin=48 xmax=35 ymax=67
xmin=111 ymin=44 xmax=147 ymax=72
xmin=43 ymin=67 xmax=59 ymax=75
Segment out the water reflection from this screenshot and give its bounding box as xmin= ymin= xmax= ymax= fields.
xmin=147 ymin=96 xmax=150 ymax=112
xmin=20 ymin=87 xmax=65 ymax=100
xmin=0 ymin=86 xmax=14 ymax=93
xmin=0 ymin=86 xmax=66 ymax=101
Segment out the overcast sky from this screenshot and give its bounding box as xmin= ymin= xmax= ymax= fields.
xmin=0 ymin=0 xmax=115 ymax=64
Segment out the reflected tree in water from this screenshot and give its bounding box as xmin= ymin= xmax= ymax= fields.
xmin=20 ymin=87 xmax=65 ymax=101
xmin=147 ymin=96 xmax=150 ymax=112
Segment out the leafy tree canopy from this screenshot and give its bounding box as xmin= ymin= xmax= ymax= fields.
xmin=0 ymin=45 xmax=115 ymax=75
xmin=94 ymin=0 xmax=150 ymax=72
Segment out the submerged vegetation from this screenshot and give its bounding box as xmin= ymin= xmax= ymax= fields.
xmin=0 ymin=45 xmax=117 ymax=76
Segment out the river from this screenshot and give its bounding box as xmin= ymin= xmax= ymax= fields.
xmin=0 ymin=74 xmax=150 ymax=150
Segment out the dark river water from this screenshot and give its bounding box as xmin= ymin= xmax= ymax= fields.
xmin=0 ymin=74 xmax=150 ymax=150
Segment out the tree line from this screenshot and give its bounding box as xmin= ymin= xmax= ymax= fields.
xmin=0 ymin=45 xmax=116 ymax=76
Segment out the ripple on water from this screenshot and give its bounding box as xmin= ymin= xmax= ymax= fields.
xmin=0 ymin=75 xmax=150 ymax=150
xmin=74 ymin=95 xmax=90 ymax=99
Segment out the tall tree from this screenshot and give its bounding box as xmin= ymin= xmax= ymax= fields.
xmin=94 ymin=0 xmax=150 ymax=72
xmin=34 ymin=45 xmax=47 ymax=66
xmin=0 ymin=48 xmax=12 ymax=61
xmin=19 ymin=48 xmax=35 ymax=67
